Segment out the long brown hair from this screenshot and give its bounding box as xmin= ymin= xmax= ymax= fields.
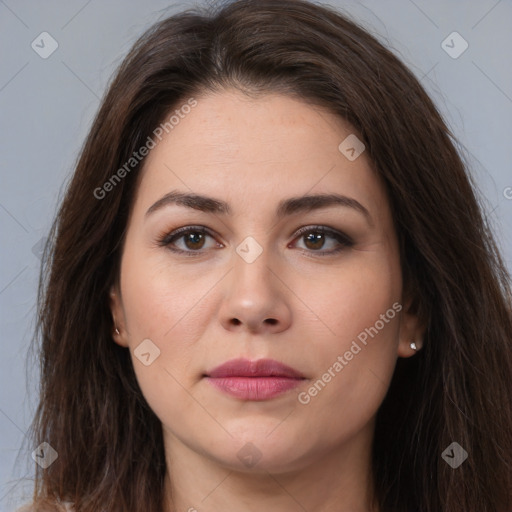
xmin=25 ymin=0 xmax=512 ymax=510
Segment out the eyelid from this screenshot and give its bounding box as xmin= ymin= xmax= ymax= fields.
xmin=159 ymin=225 xmax=218 ymax=242
xmin=292 ymin=224 xmax=353 ymax=244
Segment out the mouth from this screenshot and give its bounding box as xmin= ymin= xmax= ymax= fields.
xmin=204 ymin=358 xmax=306 ymax=401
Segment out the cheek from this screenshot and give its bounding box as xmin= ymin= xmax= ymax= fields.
xmin=117 ymin=247 xmax=198 ymax=398
xmin=294 ymin=248 xmax=401 ymax=347
xmin=121 ymin=265 xmax=202 ymax=427
xmin=118 ymin=243 xmax=230 ymax=409
xmin=294 ymin=250 xmax=401 ymax=426
xmin=119 ymin=243 xmax=212 ymax=341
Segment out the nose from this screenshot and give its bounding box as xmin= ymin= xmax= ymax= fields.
xmin=218 ymin=244 xmax=292 ymax=335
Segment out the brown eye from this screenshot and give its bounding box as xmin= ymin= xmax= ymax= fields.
xmin=303 ymin=232 xmax=326 ymax=250
xmin=182 ymin=231 xmax=206 ymax=250
xmin=292 ymin=226 xmax=353 ymax=255
xmin=158 ymin=226 xmax=221 ymax=255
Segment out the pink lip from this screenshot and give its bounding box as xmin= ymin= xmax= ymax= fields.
xmin=205 ymin=358 xmax=305 ymax=401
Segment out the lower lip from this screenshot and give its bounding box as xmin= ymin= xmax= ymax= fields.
xmin=205 ymin=376 xmax=303 ymax=400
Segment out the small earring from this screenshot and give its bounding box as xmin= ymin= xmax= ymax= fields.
xmin=410 ymin=341 xmax=417 ymax=350
xmin=114 ymin=326 xmax=120 ymax=335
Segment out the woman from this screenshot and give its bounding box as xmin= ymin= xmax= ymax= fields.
xmin=20 ymin=0 xmax=512 ymax=510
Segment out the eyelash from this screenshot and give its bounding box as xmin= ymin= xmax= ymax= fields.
xmin=156 ymin=225 xmax=353 ymax=257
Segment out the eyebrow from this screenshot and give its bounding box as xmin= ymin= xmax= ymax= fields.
xmin=145 ymin=190 xmax=373 ymax=225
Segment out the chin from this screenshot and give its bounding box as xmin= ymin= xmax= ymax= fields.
xmin=202 ymin=432 xmax=312 ymax=474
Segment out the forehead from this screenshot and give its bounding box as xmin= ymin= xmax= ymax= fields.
xmin=132 ymin=89 xmax=388 ymax=219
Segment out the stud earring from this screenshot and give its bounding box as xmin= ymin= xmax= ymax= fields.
xmin=112 ymin=314 xmax=120 ymax=336
xmin=410 ymin=341 xmax=417 ymax=350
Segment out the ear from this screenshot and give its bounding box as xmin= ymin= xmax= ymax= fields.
xmin=397 ymin=297 xmax=425 ymax=358
xmin=109 ymin=284 xmax=129 ymax=348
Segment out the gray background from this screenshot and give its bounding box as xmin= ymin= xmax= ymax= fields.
xmin=1 ymin=0 xmax=511 ymax=509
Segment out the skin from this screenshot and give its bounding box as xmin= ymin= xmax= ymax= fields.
xmin=109 ymin=89 xmax=424 ymax=512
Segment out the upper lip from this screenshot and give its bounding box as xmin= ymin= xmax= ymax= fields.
xmin=206 ymin=358 xmax=305 ymax=379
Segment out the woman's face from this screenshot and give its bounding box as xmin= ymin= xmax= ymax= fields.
xmin=110 ymin=89 xmax=421 ymax=474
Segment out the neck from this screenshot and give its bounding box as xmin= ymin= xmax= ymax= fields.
xmin=162 ymin=420 xmax=378 ymax=512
